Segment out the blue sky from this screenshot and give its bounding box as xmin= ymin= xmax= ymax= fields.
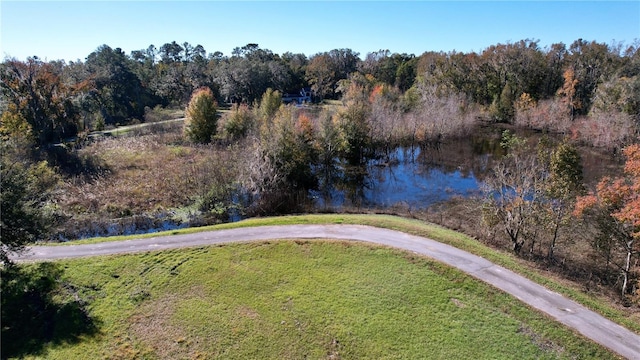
xmin=2 ymin=1 xmax=639 ymax=62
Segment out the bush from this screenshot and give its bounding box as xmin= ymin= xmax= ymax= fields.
xmin=222 ymin=103 xmax=256 ymax=140
xmin=571 ymin=110 xmax=636 ymax=150
xmin=0 ymin=155 xmax=59 ymax=263
xmin=514 ymin=97 xmax=571 ymax=133
xmin=184 ymin=87 xmax=218 ymax=144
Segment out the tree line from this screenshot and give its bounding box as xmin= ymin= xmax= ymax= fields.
xmin=2 ymin=38 xmax=639 ymax=146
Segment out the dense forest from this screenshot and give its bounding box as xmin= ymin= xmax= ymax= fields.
xmin=1 ymin=38 xmax=639 ymax=303
xmin=3 ymin=39 xmax=639 ymax=143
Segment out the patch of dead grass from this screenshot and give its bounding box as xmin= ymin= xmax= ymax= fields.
xmin=57 ymin=132 xmax=240 ymax=235
xmin=450 ymin=298 xmax=466 ymax=308
xmin=128 ymin=287 xmax=207 ymax=359
xmin=236 ymin=305 xmax=260 ymax=320
xmin=517 ymin=325 xmax=567 ymax=357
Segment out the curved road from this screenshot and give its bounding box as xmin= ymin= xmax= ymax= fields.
xmin=13 ymin=224 xmax=640 ymax=359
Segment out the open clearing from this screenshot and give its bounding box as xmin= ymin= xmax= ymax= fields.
xmin=18 ymin=241 xmax=616 ymax=359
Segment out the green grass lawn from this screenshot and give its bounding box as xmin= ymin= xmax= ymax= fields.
xmin=10 ymin=241 xmax=615 ymax=359
xmin=46 ymin=214 xmax=640 ymax=336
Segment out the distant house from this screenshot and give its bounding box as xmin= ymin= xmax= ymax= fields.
xmin=282 ymin=88 xmax=313 ymax=104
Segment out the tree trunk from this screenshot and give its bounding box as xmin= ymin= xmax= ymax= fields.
xmin=507 ymin=228 xmax=523 ymax=255
xmin=548 ymin=220 xmax=560 ymax=262
xmin=513 ymin=239 xmax=525 ymax=255
xmin=622 ymin=244 xmax=632 ymax=299
xmin=529 ymin=229 xmax=538 ymax=255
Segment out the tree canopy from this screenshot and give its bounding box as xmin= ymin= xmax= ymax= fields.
xmin=2 ymin=39 xmax=636 ymax=133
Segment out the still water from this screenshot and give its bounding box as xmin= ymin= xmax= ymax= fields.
xmin=311 ymin=146 xmax=486 ymax=210
xmin=309 ymin=125 xmax=620 ymax=211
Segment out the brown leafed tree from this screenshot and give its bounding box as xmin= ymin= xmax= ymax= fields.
xmin=574 ymin=144 xmax=640 ymax=300
xmin=0 ymin=57 xmax=79 ymax=146
xmin=557 ymin=68 xmax=580 ymax=120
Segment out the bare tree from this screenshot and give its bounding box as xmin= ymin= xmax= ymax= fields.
xmin=482 ymin=132 xmax=546 ymax=254
xmin=238 ymin=138 xmax=283 ymax=198
xmin=411 ymin=84 xmax=478 ymax=144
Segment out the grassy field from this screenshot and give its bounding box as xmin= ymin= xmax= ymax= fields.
xmin=10 ymin=240 xmax=617 ymax=359
xmin=48 ymin=214 xmax=640 ymax=335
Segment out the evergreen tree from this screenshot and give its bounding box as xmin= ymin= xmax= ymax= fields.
xmin=184 ymin=87 xmax=218 ymax=143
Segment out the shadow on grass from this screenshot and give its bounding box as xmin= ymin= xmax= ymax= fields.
xmin=1 ymin=262 xmax=100 ymax=359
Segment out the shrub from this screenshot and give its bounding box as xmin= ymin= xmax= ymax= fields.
xmin=571 ymin=110 xmax=636 ymax=150
xmin=184 ymin=87 xmax=218 ymax=144
xmin=257 ymin=88 xmax=282 ymax=124
xmin=514 ymin=98 xmax=571 ymax=133
xmin=222 ymin=103 xmax=256 ymax=140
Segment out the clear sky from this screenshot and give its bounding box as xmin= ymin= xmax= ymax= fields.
xmin=2 ymin=1 xmax=639 ymax=62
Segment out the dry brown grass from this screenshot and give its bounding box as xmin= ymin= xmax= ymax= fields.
xmin=56 ymin=131 xmax=240 ymax=238
xmin=128 ymin=291 xmax=205 ymax=360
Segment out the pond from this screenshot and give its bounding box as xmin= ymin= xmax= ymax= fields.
xmin=311 ymin=146 xmax=488 ymax=210
xmin=309 ymin=124 xmax=622 ymax=212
